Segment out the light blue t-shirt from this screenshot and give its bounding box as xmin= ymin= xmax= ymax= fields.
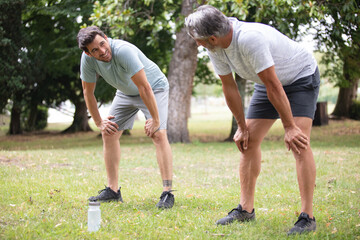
xmin=208 ymin=18 xmax=317 ymax=86
xmin=80 ymin=38 xmax=168 ymax=96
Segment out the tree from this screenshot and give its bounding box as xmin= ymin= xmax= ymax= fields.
xmin=167 ymin=0 xmax=200 ymax=143
xmin=0 ymin=0 xmax=30 ymax=134
xmin=20 ymin=0 xmax=95 ymax=133
xmin=312 ymin=0 xmax=360 ymax=118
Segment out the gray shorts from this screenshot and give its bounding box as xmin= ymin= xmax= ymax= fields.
xmin=109 ymin=89 xmax=169 ymax=130
xmin=247 ymin=67 xmax=320 ymax=120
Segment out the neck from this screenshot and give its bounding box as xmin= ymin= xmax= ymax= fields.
xmin=221 ymin=27 xmax=233 ymax=48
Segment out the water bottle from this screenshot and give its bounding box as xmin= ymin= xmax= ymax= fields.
xmin=88 ymin=202 xmax=101 ymax=232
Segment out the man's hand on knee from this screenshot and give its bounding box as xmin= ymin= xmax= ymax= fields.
xmin=284 ymin=126 xmax=309 ymax=154
xmin=144 ymin=118 xmax=160 ymax=137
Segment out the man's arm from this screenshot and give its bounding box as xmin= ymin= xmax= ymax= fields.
xmin=219 ymin=73 xmax=248 ymax=152
xmin=82 ymin=80 xmax=118 ymax=135
xmin=131 ymin=69 xmax=160 ymax=137
xmin=258 ymin=66 xmax=308 ymax=154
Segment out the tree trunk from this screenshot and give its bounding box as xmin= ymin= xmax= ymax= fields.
xmin=332 ymin=56 xmax=359 ymax=118
xmin=62 ymin=100 xmax=92 ymax=133
xmin=225 ymin=74 xmax=247 ymax=141
xmin=26 ymin=103 xmax=38 ymax=131
xmin=167 ymin=0 xmax=199 ymax=143
xmin=8 ymin=98 xmax=22 ymax=135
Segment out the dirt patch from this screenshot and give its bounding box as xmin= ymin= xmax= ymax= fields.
xmin=0 ymin=155 xmax=73 ymax=169
xmin=0 ymin=155 xmax=25 ymax=168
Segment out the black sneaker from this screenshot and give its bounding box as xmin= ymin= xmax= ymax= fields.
xmin=287 ymin=212 xmax=316 ymax=235
xmin=216 ymin=204 xmax=255 ymax=225
xmin=156 ymin=190 xmax=175 ymax=209
xmin=88 ymin=186 xmax=123 ymax=202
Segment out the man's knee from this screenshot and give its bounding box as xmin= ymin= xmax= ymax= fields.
xmin=102 ymin=131 xmax=122 ymax=143
xmin=151 ymin=130 xmax=168 ymax=144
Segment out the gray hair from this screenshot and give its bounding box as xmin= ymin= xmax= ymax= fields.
xmin=184 ymin=5 xmax=231 ymax=40
xmin=77 ymin=26 xmax=106 ymax=52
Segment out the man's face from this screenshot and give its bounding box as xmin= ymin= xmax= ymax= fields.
xmin=85 ymin=35 xmax=112 ymax=62
xmin=194 ymin=37 xmax=219 ymax=52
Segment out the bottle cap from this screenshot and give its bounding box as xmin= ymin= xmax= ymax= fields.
xmin=89 ymin=202 xmax=100 ymax=206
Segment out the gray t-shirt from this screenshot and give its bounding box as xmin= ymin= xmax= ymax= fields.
xmin=208 ymin=18 xmax=317 ymax=86
xmin=80 ymin=38 xmax=168 ymax=96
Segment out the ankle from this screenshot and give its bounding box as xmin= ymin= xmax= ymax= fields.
xmin=108 ymin=185 xmax=118 ymax=192
xmin=240 ymin=204 xmax=253 ymax=213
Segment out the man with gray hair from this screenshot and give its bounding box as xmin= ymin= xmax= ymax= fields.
xmin=77 ymin=26 xmax=174 ymax=209
xmin=185 ymin=5 xmax=319 ymax=235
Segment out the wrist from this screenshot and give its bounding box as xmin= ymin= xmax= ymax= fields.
xmin=152 ymin=118 xmax=160 ymax=124
xmin=237 ymin=123 xmax=247 ymax=132
xmin=95 ymin=119 xmax=102 ymax=127
xmin=283 ymin=122 xmax=296 ymax=131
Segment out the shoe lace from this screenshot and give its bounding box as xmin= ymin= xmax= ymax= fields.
xmin=294 ymin=215 xmax=311 ymax=228
xmin=98 ymin=186 xmax=109 ymax=194
xmin=228 ymin=207 xmax=241 ymax=216
xmin=160 ymin=190 xmax=174 ymax=202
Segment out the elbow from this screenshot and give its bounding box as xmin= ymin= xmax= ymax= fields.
xmin=138 ymin=84 xmax=153 ymax=96
xmin=266 ymin=83 xmax=283 ymax=100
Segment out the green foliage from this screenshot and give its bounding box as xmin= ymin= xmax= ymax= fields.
xmin=0 ymin=0 xmax=27 ymax=112
xmin=312 ymin=0 xmax=360 ymax=86
xmin=208 ymin=0 xmax=321 ymax=39
xmin=88 ymin=0 xmax=181 ymax=75
xmin=194 ymin=53 xmax=220 ymax=87
xmin=11 ymin=0 xmax=96 ymax=133
xmin=23 ymin=105 xmax=49 ymax=131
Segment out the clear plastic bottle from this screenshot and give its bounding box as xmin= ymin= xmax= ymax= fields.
xmin=88 ymin=202 xmax=101 ymax=232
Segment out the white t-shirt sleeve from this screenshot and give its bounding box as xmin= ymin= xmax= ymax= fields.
xmin=208 ymin=51 xmax=232 ymax=76
xmin=240 ymin=31 xmax=274 ymax=74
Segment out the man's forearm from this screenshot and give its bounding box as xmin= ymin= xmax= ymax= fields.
xmin=266 ymin=85 xmax=295 ymax=129
xmin=138 ymin=87 xmax=160 ymax=124
xmin=84 ymin=93 xmax=102 ymax=127
xmin=223 ymin=86 xmax=246 ymax=130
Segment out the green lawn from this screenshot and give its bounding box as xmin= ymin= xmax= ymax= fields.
xmin=0 ymin=117 xmax=359 ymax=239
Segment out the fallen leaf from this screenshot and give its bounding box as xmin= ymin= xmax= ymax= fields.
xmin=55 ymin=223 xmax=62 ymax=228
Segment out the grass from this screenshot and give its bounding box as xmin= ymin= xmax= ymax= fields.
xmin=0 ymin=114 xmax=360 ymax=239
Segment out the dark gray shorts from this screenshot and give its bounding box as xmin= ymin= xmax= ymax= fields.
xmin=109 ymin=89 xmax=169 ymax=130
xmin=247 ymin=67 xmax=320 ymax=120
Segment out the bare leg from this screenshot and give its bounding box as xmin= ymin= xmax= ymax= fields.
xmin=151 ymin=129 xmax=173 ymax=191
xmin=293 ymin=117 xmax=316 ymax=218
xmin=240 ymin=119 xmax=276 ymax=212
xmin=102 ymin=130 xmax=123 ymax=192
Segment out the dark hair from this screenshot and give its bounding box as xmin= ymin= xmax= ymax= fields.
xmin=185 ymin=5 xmax=231 ymax=39
xmin=77 ymin=26 xmax=106 ymax=52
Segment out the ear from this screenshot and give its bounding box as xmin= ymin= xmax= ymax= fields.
xmin=104 ymin=34 xmax=108 ymax=40
xmin=208 ymin=36 xmax=218 ymax=44
xmin=84 ymin=51 xmax=91 ymax=57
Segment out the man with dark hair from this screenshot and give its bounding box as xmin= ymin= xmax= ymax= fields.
xmin=77 ymin=26 xmax=174 ymax=209
xmin=185 ymin=5 xmax=319 ymax=235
